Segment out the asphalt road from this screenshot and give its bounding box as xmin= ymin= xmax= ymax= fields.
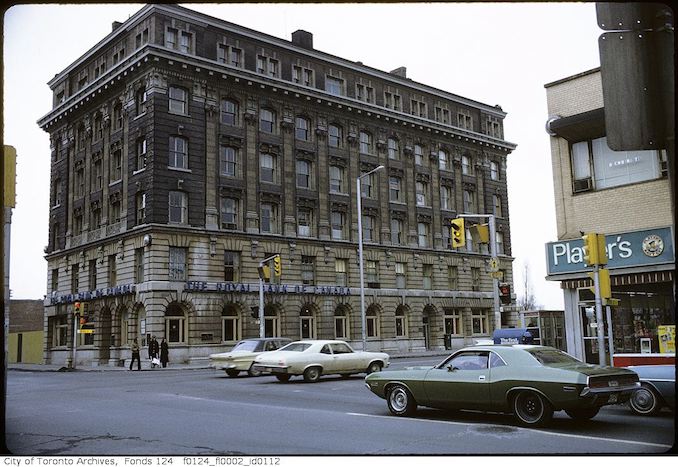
xmin=4 ymin=357 xmax=676 ymax=455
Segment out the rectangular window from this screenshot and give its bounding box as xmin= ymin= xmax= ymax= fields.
xmin=260 ymin=153 xmax=276 ymax=183
xmin=260 ymin=203 xmax=277 ymax=233
xmin=259 ymin=109 xmax=275 ymax=133
xmin=179 ymin=31 xmax=192 ymax=53
xmin=136 ymin=192 xmax=146 ymax=225
xmin=463 ymin=190 xmax=475 ymax=213
xmin=418 ymin=222 xmax=430 ymax=248
xmin=110 ymin=200 xmax=121 ymax=223
xmin=168 ymin=86 xmax=187 ymax=115
xmin=301 ymin=256 xmax=315 ymax=285
xmin=217 ymin=43 xmax=227 ymax=63
xmin=416 ymin=181 xmax=428 ymax=206
xmin=136 ymin=138 xmax=147 ymax=170
xmin=359 ymin=132 xmax=372 ymax=154
xmin=472 ymin=267 xmax=481 ymax=292
xmin=331 ymin=211 xmax=345 ymax=240
xmin=414 ymin=144 xmax=423 ymax=165
xmin=169 ymin=247 xmax=187 ymax=281
xmin=448 ymin=266 xmax=458 ymax=290
xmin=135 ymin=247 xmax=144 ymax=283
xmin=325 ymin=76 xmax=343 ymax=96
xmin=110 ymin=149 xmax=122 ymax=182
xmin=71 ymin=264 xmax=79 ymax=294
xmin=169 ymin=191 xmax=187 ymax=224
xmin=439 ymin=150 xmax=450 ymax=171
xmin=224 ymin=251 xmax=240 ymax=282
xmin=389 ymin=177 xmax=402 ymax=202
xmin=493 ymin=194 xmax=503 ymax=218
xmin=52 ymin=315 xmax=68 ymax=347
xmin=366 ymin=260 xmax=379 ymax=286
xmin=395 ymin=262 xmax=406 ymax=289
xmin=165 ymin=28 xmax=177 ymax=49
xmin=329 ymin=165 xmax=344 ymax=193
xmin=220 ymin=146 xmax=237 ymax=177
xmin=220 ymin=197 xmax=238 ymax=229
xmin=297 ymin=208 xmax=313 ymax=237
xmin=490 ymin=161 xmax=500 ymax=180
xmin=361 ymin=172 xmax=375 ymax=198
xmin=472 ymin=310 xmax=489 ymax=335
xmin=362 ymin=215 xmax=375 ymax=242
xmin=462 ymin=155 xmax=473 ymax=175
xmin=169 ymin=136 xmax=188 ymax=169
xmin=444 ymin=310 xmax=462 ymax=335
xmin=75 ymin=168 xmax=85 ymax=198
xmin=108 ymin=255 xmax=117 ymax=286
xmin=88 ymin=259 xmax=97 ymax=290
xmin=230 ymin=48 xmax=242 ymax=67
xmin=440 ymin=186 xmax=452 ymax=210
xmin=220 ymin=99 xmax=238 ymax=126
xmin=328 ymin=125 xmax=342 ymax=148
xmin=423 ymin=264 xmax=433 ymax=290
xmin=335 ymin=259 xmax=348 ymax=286
xmin=292 ymin=65 xmax=314 ymax=86
xmin=296 ymin=160 xmax=311 ymax=188
xmin=390 ymin=218 xmax=403 ymax=245
xmin=496 ymin=232 xmax=505 ymax=255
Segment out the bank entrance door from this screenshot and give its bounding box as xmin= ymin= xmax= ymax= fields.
xmin=580 ymin=303 xmax=610 ymax=364
xmin=423 ymin=316 xmax=431 ymax=350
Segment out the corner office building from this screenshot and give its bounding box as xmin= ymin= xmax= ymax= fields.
xmin=544 ymin=68 xmax=674 ymax=364
xmin=38 ymin=4 xmax=517 ymax=366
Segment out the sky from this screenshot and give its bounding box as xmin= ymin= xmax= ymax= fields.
xmin=2 ymin=2 xmax=604 ymax=309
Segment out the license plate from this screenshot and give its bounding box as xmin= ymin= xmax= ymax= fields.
xmin=608 ymin=393 xmax=618 ymax=403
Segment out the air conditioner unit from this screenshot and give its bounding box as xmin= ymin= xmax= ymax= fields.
xmin=660 ymin=160 xmax=668 ymax=177
xmin=573 ymin=177 xmax=592 ymax=193
xmin=223 ymin=223 xmax=237 ymax=230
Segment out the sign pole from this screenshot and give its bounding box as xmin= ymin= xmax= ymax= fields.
xmin=593 ymin=265 xmax=607 ymax=366
xmin=259 ymin=276 xmax=265 ymax=339
xmin=71 ymin=313 xmax=78 ymax=369
xmin=606 ymin=304 xmax=615 ymax=367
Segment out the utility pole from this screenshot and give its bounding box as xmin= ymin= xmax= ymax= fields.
xmin=257 ymin=254 xmax=280 ymax=339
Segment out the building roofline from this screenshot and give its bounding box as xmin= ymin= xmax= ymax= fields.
xmin=46 ymin=3 xmax=508 ymax=118
xmin=543 ymin=67 xmax=601 ymax=89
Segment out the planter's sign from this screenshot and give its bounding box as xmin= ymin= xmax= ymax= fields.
xmin=50 ymin=284 xmax=136 ymax=305
xmin=546 ymin=227 xmax=674 ymax=276
xmin=185 ymin=281 xmax=351 ymax=296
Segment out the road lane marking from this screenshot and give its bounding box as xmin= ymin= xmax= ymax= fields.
xmin=346 ymin=412 xmax=673 ymax=449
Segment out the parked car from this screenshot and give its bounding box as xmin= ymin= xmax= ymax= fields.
xmin=252 ymin=339 xmax=390 ymax=382
xmin=209 ymin=338 xmax=292 ymax=377
xmin=365 ymin=344 xmax=640 ymax=426
xmin=627 ymin=364 xmax=675 ymax=415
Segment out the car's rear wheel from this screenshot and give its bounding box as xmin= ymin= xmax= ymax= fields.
xmin=247 ymin=364 xmax=261 ymax=377
xmin=340 ymin=373 xmax=352 ymax=379
xmin=512 ymin=390 xmax=553 ymax=426
xmin=275 ymin=374 xmax=291 ymax=383
xmin=565 ymin=407 xmax=600 ymax=420
xmin=629 ymin=384 xmax=662 ymax=415
xmin=225 ymin=369 xmax=239 ymax=378
xmin=303 ymin=366 xmax=322 ymax=383
xmin=366 ymin=361 xmax=382 ymax=374
xmin=387 ymin=384 xmax=417 ymax=416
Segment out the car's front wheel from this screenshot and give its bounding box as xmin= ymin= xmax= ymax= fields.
xmin=303 ymin=366 xmax=322 ymax=383
xmin=366 ymin=361 xmax=382 ymax=374
xmin=565 ymin=407 xmax=600 ymax=420
xmin=387 ymin=384 xmax=417 ymax=416
xmin=225 ymin=369 xmax=239 ymax=378
xmin=629 ymin=384 xmax=662 ymax=415
xmin=512 ymin=390 xmax=553 ymax=426
xmin=275 ymin=374 xmax=291 ymax=383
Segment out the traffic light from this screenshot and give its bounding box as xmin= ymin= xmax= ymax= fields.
xmin=450 ymin=218 xmax=465 ymax=248
xmin=499 ymin=283 xmax=511 ymax=305
xmin=588 ymin=269 xmax=612 ymax=300
xmin=257 ymin=264 xmax=271 ymax=282
xmin=582 ymin=232 xmax=608 ymax=266
xmin=273 ymin=255 xmax=281 ymax=277
xmin=472 ymin=223 xmax=490 ymax=244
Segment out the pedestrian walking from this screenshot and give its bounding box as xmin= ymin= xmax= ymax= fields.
xmin=150 ymin=335 xmax=160 ymax=368
xmin=130 ymin=337 xmax=141 ymax=371
xmin=160 ymin=337 xmax=169 ymax=368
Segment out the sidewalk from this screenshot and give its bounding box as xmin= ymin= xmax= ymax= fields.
xmin=7 ymin=349 xmax=450 ymax=372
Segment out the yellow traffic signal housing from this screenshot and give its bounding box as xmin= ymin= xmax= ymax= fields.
xmin=587 ymin=269 xmax=612 ymax=300
xmin=273 ymin=255 xmax=282 ymax=277
xmin=582 ymin=232 xmax=608 ymax=266
xmin=472 ymin=223 xmax=490 ymax=244
xmin=258 ymin=264 xmax=271 ymax=282
xmin=450 ymin=218 xmax=465 ymax=248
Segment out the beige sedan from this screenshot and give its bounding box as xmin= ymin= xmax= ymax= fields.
xmin=252 ymin=339 xmax=390 ymax=382
xmin=209 ymin=338 xmax=291 ymax=377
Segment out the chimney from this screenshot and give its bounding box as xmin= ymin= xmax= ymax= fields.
xmin=291 ymin=30 xmax=313 ymax=50
xmin=112 ymin=21 xmax=123 ymax=32
xmin=389 ymin=67 xmax=407 ymax=78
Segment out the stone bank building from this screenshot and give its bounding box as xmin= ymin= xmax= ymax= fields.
xmin=38 ymin=4 xmax=517 ymax=366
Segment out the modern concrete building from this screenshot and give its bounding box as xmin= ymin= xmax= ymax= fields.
xmin=544 ymin=68 xmax=675 ymax=364
xmin=38 ymin=4 xmax=517 ymax=366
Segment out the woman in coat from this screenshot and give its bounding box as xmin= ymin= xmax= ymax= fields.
xmin=160 ymin=337 xmax=169 ymax=368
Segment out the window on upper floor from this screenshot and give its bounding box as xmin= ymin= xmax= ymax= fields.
xmin=260 ymin=152 xmax=278 ymax=183
xmin=571 ymin=136 xmax=665 ymax=193
xmin=224 ymin=251 xmax=240 ymax=282
xmin=75 ymin=168 xmax=85 ymax=199
xmin=325 ymin=76 xmax=344 ymax=96
xmin=395 ymin=262 xmax=406 ymax=289
xmin=416 ymin=181 xmax=428 ymax=206
xmin=360 ymin=171 xmax=377 ymax=199
xmin=257 ymin=55 xmax=279 ymax=77
xmin=391 ymin=218 xmax=404 ymax=245
xmin=463 ymin=189 xmax=475 ymax=214
xmin=462 ymin=155 xmax=474 ymax=175
xmin=297 ymin=208 xmax=314 ymax=238
xmin=328 ymin=124 xmax=342 ymax=148
xmin=169 ymin=136 xmax=188 ymax=169
xmin=260 ymin=108 xmax=276 ymax=133
xmin=292 ymin=65 xmax=314 ymax=87
xmin=136 ymin=192 xmax=146 ymax=225
xmin=362 ymin=215 xmax=376 ymax=243
xmin=169 ymin=247 xmax=187 ymax=281
xmin=435 ymin=107 xmax=451 ymax=124
xmin=356 ymin=83 xmax=374 ymax=103
xmin=179 ymin=31 xmax=192 ymax=53
xmin=169 ymin=86 xmax=188 ymax=115
xmin=414 ymin=144 xmax=424 ymax=165
xmin=260 ymin=203 xmax=278 ymax=233
xmin=296 ymin=160 xmax=312 ymax=189
xmin=496 ymin=231 xmax=505 ymax=255
xmin=220 ymin=197 xmax=239 ymax=230
xmin=486 ymin=116 xmax=503 ymax=138
xmin=490 ymin=161 xmax=500 ymax=181
xmin=295 ymin=116 xmax=310 ymax=141
xmin=411 ymin=99 xmax=427 ymax=118
xmin=110 ymin=149 xmax=122 ymax=182
xmin=440 ymin=185 xmax=453 ymax=211
xmin=458 ymin=110 xmax=473 ymax=130
xmin=135 ymin=28 xmax=149 ymax=49
xmin=389 ymin=176 xmax=403 ymax=203
xmin=169 ymin=191 xmax=188 ymax=224
xmin=112 ymin=103 xmax=123 ymax=131
xmin=220 ymin=146 xmax=238 ymax=177
xmin=331 ymin=211 xmax=346 ymax=240
xmin=418 ymin=222 xmax=430 ymax=248
xmin=387 ymin=138 xmax=400 ymax=160
xmin=135 ymin=87 xmax=147 ymax=116
xmin=136 ymin=137 xmax=147 ymax=171
xmin=220 ymin=99 xmax=239 ymax=126
xmin=218 ymin=44 xmax=242 ymax=67
xmin=493 ymin=194 xmax=503 ymax=218
xmin=93 ymin=115 xmax=103 ymax=141
xmin=329 ymin=165 xmax=345 ymax=194
xmin=359 ymin=131 xmax=372 ymax=154
xmin=384 ymin=91 xmax=401 ymax=111
xmin=91 ymin=159 xmax=102 ymax=192
xmin=439 ymin=150 xmax=450 ymax=171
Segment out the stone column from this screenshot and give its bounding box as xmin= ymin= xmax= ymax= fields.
xmin=204 ymin=95 xmax=219 ymax=230
xmin=244 ymin=98 xmax=259 ymax=234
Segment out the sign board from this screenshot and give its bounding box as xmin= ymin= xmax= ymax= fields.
xmin=658 ymin=325 xmax=675 ymax=354
xmin=546 ymin=227 xmax=673 ymax=277
xmin=77 ymin=329 xmax=94 ymax=334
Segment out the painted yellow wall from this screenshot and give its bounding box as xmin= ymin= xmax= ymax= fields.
xmin=8 ymin=331 xmax=44 ymax=364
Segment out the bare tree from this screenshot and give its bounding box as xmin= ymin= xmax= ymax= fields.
xmin=517 ymin=262 xmax=541 ymax=311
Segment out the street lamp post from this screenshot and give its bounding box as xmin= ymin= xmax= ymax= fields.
xmin=357 ymin=165 xmax=384 ymax=351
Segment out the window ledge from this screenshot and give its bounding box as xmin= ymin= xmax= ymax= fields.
xmin=168 ymin=166 xmax=192 ymax=174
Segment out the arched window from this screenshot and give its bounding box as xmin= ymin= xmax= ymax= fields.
xmin=222 ymin=304 xmax=240 ymax=342
xmin=334 ymin=305 xmax=350 ymax=339
xmin=395 ymin=306 xmax=408 ymax=338
xmin=300 ymin=305 xmax=316 ymax=339
xmin=366 ymin=305 xmax=380 ymax=338
xmin=165 ymin=302 xmax=187 ymax=343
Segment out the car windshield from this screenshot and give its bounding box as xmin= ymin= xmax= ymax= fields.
xmin=528 ymin=348 xmax=581 ymax=366
xmin=231 ymin=340 xmax=260 ymax=352
xmin=279 ymin=342 xmax=312 ymax=352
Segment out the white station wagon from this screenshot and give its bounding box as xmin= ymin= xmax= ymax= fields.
xmin=252 ymin=339 xmax=390 ymax=382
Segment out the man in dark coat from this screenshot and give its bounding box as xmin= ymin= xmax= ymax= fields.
xmin=160 ymin=338 xmax=169 ymax=368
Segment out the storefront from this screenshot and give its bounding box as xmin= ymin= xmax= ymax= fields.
xmin=546 ymin=227 xmax=675 ymax=364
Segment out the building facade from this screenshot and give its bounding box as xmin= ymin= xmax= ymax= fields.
xmin=38 ymin=4 xmax=517 ymax=366
xmin=544 ymin=69 xmax=675 ymax=364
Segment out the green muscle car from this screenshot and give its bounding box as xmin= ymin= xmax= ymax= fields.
xmin=365 ymin=344 xmax=640 ymax=426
